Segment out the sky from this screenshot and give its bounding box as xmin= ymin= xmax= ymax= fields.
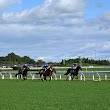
xmin=0 ymin=0 xmax=110 ymax=62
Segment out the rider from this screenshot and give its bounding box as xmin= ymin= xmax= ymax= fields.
xmin=20 ymin=64 xmax=28 ymax=72
xmin=42 ymin=63 xmax=49 ymax=71
xmin=71 ymin=63 xmax=77 ymax=72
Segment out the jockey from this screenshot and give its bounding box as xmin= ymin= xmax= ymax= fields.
xmin=47 ymin=65 xmax=53 ymax=71
xmin=71 ymin=63 xmax=77 ymax=72
xmin=21 ymin=64 xmax=27 ymax=71
xmin=42 ymin=63 xmax=49 ymax=70
xmin=23 ymin=64 xmax=27 ymax=68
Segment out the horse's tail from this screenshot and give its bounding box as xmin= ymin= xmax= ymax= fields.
xmin=15 ymin=73 xmax=17 ymax=77
xmin=39 ymin=69 xmax=45 ymax=77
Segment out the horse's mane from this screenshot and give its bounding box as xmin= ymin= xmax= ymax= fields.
xmin=51 ymin=68 xmax=56 ymax=73
xmin=76 ymin=65 xmax=82 ymax=71
xmin=45 ymin=67 xmax=56 ymax=74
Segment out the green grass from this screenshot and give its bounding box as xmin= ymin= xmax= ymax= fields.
xmin=0 ymin=80 xmax=110 ymax=110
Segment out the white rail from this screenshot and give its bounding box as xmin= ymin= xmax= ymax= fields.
xmin=0 ymin=71 xmax=110 ymax=81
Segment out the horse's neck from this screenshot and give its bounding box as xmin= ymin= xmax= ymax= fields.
xmin=52 ymin=68 xmax=56 ymax=73
xmin=76 ymin=66 xmax=81 ymax=70
xmin=45 ymin=68 xmax=50 ymax=72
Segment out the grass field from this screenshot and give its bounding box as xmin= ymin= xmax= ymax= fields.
xmin=0 ymin=79 xmax=110 ymax=110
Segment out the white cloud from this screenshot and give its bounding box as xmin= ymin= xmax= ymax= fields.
xmin=0 ymin=0 xmax=21 ymax=11
xmin=0 ymin=0 xmax=87 ymax=24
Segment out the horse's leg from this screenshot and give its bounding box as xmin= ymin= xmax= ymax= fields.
xmin=15 ymin=73 xmax=17 ymax=77
xmin=53 ymin=73 xmax=57 ymax=80
xmin=49 ymin=76 xmax=51 ymax=81
xmin=45 ymin=76 xmax=47 ymax=81
xmin=71 ymin=72 xmax=75 ymax=80
xmin=20 ymin=74 xmax=21 ymax=79
xmin=49 ymin=75 xmax=52 ymax=81
xmin=15 ymin=73 xmax=20 ymax=78
xmin=22 ymin=74 xmax=26 ymax=80
xmin=26 ymin=73 xmax=28 ymax=80
xmin=41 ymin=74 xmax=43 ymax=81
xmin=75 ymin=71 xmax=78 ymax=79
xmin=76 ymin=75 xmax=78 ymax=79
xmin=71 ymin=75 xmax=74 ymax=80
xmin=22 ymin=74 xmax=25 ymax=80
xmin=70 ymin=73 xmax=73 ymax=80
xmin=52 ymin=76 xmax=55 ymax=80
xmin=44 ymin=75 xmax=47 ymax=81
xmin=49 ymin=73 xmax=52 ymax=81
xmin=40 ymin=73 xmax=42 ymax=78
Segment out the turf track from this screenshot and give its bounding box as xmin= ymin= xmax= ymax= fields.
xmin=0 ymin=79 xmax=110 ymax=110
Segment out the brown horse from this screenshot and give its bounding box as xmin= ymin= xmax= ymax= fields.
xmin=40 ymin=68 xmax=56 ymax=81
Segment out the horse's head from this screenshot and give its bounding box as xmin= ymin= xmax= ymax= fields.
xmin=76 ymin=65 xmax=82 ymax=71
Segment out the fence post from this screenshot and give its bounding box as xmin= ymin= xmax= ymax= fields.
xmin=54 ymin=75 xmax=57 ymax=80
xmin=97 ymin=73 xmax=101 ymax=81
xmin=80 ymin=73 xmax=85 ymax=81
xmin=60 ymin=74 xmax=61 ymax=80
xmin=105 ymin=75 xmax=107 ymax=80
xmin=17 ymin=75 xmax=19 ymax=79
xmin=2 ymin=75 xmax=4 ymax=79
xmin=9 ymin=73 xmax=13 ymax=79
xmin=32 ymin=75 xmax=35 ymax=80
xmin=51 ymin=76 xmax=53 ymax=80
xmin=83 ymin=74 xmax=85 ymax=81
xmin=53 ymin=73 xmax=57 ymax=80
xmin=30 ymin=73 xmax=32 ymax=76
xmin=93 ymin=75 xmax=94 ymax=81
xmin=69 ymin=76 xmax=71 ymax=81
xmin=80 ymin=75 xmax=82 ymax=80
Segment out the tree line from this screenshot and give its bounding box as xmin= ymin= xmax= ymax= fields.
xmin=0 ymin=53 xmax=110 ymax=66
xmin=0 ymin=53 xmax=36 ymax=65
xmin=61 ymin=58 xmax=110 ymax=66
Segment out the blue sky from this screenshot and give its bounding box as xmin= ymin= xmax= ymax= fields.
xmin=0 ymin=0 xmax=110 ymax=62
xmin=85 ymin=0 xmax=110 ymax=18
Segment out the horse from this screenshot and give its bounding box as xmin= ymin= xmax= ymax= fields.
xmin=15 ymin=68 xmax=24 ymax=79
xmin=39 ymin=68 xmax=45 ymax=78
xmin=64 ymin=65 xmax=82 ymax=80
xmin=15 ymin=66 xmax=30 ymax=80
xmin=22 ymin=66 xmax=30 ymax=80
xmin=39 ymin=68 xmax=56 ymax=81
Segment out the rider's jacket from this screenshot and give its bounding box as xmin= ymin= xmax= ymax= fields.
xmin=42 ymin=64 xmax=48 ymax=70
xmin=71 ymin=65 xmax=77 ymax=71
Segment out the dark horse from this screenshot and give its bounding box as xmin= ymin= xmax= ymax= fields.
xmin=39 ymin=68 xmax=56 ymax=81
xmin=15 ymin=68 xmax=23 ymax=79
xmin=64 ymin=65 xmax=82 ymax=80
xmin=15 ymin=66 xmax=30 ymax=80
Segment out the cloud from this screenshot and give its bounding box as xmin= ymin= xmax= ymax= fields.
xmin=101 ymin=11 xmax=110 ymax=21
xmin=95 ymin=2 xmax=103 ymax=8
xmin=0 ymin=0 xmax=110 ymax=62
xmin=0 ymin=0 xmax=87 ymax=24
xmin=0 ymin=0 xmax=21 ymax=11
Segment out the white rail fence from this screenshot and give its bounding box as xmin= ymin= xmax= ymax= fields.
xmin=0 ymin=71 xmax=110 ymax=81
